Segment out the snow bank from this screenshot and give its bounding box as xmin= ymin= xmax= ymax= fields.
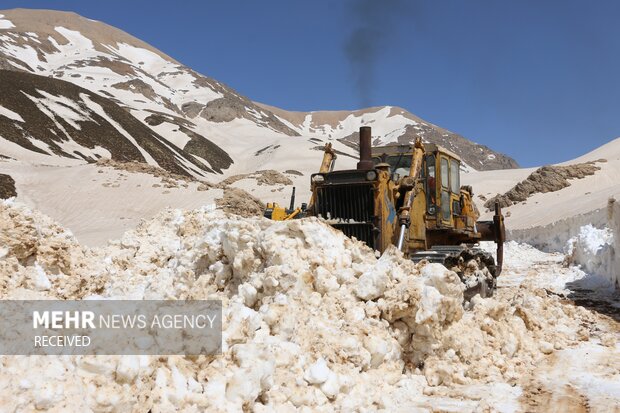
xmin=509 ymin=199 xmax=618 ymax=288
xmin=508 ymin=207 xmax=607 ymax=252
xmin=611 ymin=199 xmax=620 ymax=287
xmin=565 ymin=225 xmax=613 ymax=280
xmin=0 ymin=201 xmax=602 ymax=411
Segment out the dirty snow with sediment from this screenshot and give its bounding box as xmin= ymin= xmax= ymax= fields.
xmin=0 ymin=200 xmax=617 ymax=412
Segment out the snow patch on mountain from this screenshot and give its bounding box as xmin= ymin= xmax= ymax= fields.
xmin=0 ymin=104 xmax=23 ymax=122
xmin=297 ymin=106 xmax=412 ymax=141
xmin=25 ymin=89 xmax=93 ymax=129
xmin=80 ymin=93 xmax=157 ymax=165
xmin=0 ymin=14 xmax=14 ymax=29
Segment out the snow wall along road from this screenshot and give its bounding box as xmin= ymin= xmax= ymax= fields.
xmin=611 ymin=199 xmax=620 ymax=287
xmin=509 ymin=198 xmax=619 ymax=288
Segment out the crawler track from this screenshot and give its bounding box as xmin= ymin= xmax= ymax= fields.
xmin=412 ymin=245 xmax=497 ymax=300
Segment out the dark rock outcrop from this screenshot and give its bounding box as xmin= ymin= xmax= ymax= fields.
xmin=485 ymin=161 xmax=605 ymax=210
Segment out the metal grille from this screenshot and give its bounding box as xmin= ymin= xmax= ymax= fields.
xmin=316 ymin=184 xmax=375 ymax=247
xmin=331 ymin=222 xmax=375 ymax=247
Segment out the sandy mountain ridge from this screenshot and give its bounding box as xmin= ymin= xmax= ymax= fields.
xmin=0 ymin=8 xmax=517 ymax=178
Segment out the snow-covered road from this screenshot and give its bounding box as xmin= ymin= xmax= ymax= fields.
xmin=492 ymin=241 xmax=620 ymax=412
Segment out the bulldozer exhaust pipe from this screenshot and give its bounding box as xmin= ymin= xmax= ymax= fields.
xmin=289 ymin=187 xmax=296 ymax=211
xmin=357 ymin=126 xmax=373 ymax=170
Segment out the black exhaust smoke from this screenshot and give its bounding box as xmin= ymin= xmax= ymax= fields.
xmin=357 ymin=126 xmax=373 ymax=170
xmin=344 ymin=0 xmax=411 ymax=107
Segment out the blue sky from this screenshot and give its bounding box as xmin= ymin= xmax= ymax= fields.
xmin=2 ymin=0 xmax=620 ymax=167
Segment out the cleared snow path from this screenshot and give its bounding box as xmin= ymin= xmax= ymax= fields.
xmin=481 ymin=240 xmax=620 ymax=412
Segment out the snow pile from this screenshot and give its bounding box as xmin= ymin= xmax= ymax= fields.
xmin=563 ymin=199 xmax=619 ymax=288
xmin=565 ymin=225 xmax=613 ymax=277
xmin=0 ymin=201 xmax=601 ymax=411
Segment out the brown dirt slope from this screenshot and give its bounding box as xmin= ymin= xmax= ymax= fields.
xmin=216 ymin=187 xmax=264 ymax=217
xmin=220 ymin=170 xmax=293 ymax=187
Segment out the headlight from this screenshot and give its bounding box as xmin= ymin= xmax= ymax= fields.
xmin=428 ymin=205 xmax=436 ymax=215
xmin=312 ymin=174 xmax=325 ymax=183
xmin=365 ymin=170 xmax=377 ymax=181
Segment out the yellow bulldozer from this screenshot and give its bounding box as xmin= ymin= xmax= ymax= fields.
xmin=267 ymin=126 xmax=505 ymax=298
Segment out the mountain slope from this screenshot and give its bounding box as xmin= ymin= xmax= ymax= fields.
xmin=0 ymin=8 xmax=517 ymax=176
xmin=464 ymin=137 xmax=620 ymax=229
xmin=0 ymin=69 xmax=231 ymax=176
xmin=260 ymin=104 xmax=518 ymax=171
xmin=0 ymin=8 xmax=297 ymax=137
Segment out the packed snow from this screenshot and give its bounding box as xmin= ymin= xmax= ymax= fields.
xmin=0 ymin=200 xmax=617 ymax=412
xmin=566 ymin=225 xmax=613 ymax=278
xmin=466 ymin=138 xmax=620 ymax=230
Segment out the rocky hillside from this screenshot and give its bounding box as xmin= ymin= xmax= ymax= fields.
xmin=484 ymin=160 xmax=604 ymax=211
xmin=0 ymin=8 xmax=518 ymax=174
xmin=0 ymin=69 xmax=230 ymax=176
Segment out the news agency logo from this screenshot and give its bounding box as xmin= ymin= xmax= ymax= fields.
xmin=0 ymin=300 xmax=222 ymax=355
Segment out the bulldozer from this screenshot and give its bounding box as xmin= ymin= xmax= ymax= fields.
xmin=264 ymin=187 xmax=307 ymax=221
xmin=269 ymin=126 xmax=505 ymax=298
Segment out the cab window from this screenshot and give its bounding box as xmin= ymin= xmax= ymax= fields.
xmin=372 ymin=154 xmax=412 ymax=176
xmin=426 ymin=155 xmax=436 ymax=186
xmin=450 ymin=159 xmax=460 ymax=194
xmin=426 ymin=155 xmax=436 ymax=214
xmin=440 ymin=158 xmax=449 ymax=189
xmin=387 ymin=155 xmax=412 ymax=176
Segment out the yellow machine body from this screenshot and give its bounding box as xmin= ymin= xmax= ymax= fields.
xmin=304 ymin=126 xmax=505 ymax=277
xmin=264 ymin=203 xmax=302 ymax=221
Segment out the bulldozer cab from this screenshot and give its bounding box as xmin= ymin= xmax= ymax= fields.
xmin=371 ymin=143 xmax=464 ymax=228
